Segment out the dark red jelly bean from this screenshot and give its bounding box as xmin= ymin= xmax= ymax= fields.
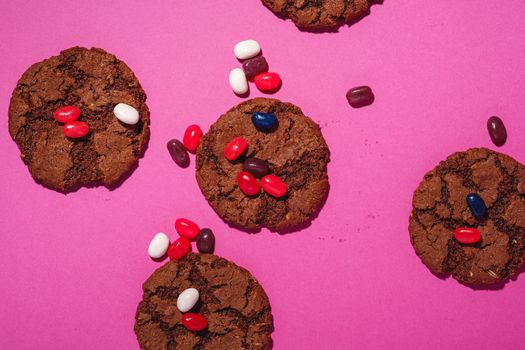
xmin=175 ymin=218 xmax=200 ymax=240
xmin=454 ymin=228 xmax=481 ymax=244
xmin=183 ymin=125 xmax=202 ymax=152
xmin=243 ymin=158 xmax=270 ymax=178
xmin=54 ymin=106 xmax=81 ymax=123
xmin=346 ymin=86 xmax=374 ymax=108
xmin=242 ymin=56 xmax=269 ymax=80
xmin=167 ymin=139 xmax=190 ymax=167
xmin=254 ymin=72 xmax=281 ymax=92
xmin=181 ymin=313 xmax=208 ymax=332
xmin=63 ymin=121 xmax=89 ymax=138
xmin=487 ymin=116 xmax=507 ymax=147
xmin=197 ymin=228 xmax=215 ymax=254
xmin=261 ymin=174 xmax=287 ymax=198
xmin=236 ymin=171 xmax=260 ymax=196
xmin=224 ymin=137 xmax=248 ymax=161
xmin=168 ymin=237 xmax=191 ymax=260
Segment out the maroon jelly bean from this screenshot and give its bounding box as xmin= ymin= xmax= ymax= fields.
xmin=243 ymin=158 xmax=270 ymax=178
xmin=167 ymin=139 xmax=190 ymax=167
xmin=196 ymin=228 xmax=215 ymax=254
xmin=487 ymin=116 xmax=507 ymax=147
xmin=346 ymin=86 xmax=374 ymax=108
xmin=242 ymin=56 xmax=269 ymax=80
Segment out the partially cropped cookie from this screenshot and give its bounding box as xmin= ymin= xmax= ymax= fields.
xmin=8 ymin=47 xmax=149 ymax=192
xmin=134 ymin=253 xmax=273 ymax=350
xmin=196 ymin=98 xmax=329 ymax=231
xmin=409 ymin=148 xmax=525 ymax=285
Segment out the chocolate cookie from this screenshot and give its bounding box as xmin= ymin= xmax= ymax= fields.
xmin=409 ymin=148 xmax=525 ymax=285
xmin=261 ymin=0 xmax=372 ymax=30
xmin=134 ymin=253 xmax=273 ymax=350
xmin=195 ymin=98 xmax=329 ymax=231
xmin=8 ymin=47 xmax=149 ymax=192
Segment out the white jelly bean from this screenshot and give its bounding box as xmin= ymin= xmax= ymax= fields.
xmin=229 ymin=68 xmax=248 ymax=95
xmin=113 ymin=103 xmax=140 ymax=125
xmin=234 ymin=40 xmax=261 ymax=60
xmin=148 ymin=232 xmax=170 ymax=259
xmin=177 ymin=287 xmax=199 ymax=313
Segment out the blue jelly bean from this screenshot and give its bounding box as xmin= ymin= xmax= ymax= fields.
xmin=466 ymin=193 xmax=487 ymax=219
xmin=251 ymin=112 xmax=277 ymax=131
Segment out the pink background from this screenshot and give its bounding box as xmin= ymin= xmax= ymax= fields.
xmin=1 ymin=1 xmax=525 ymax=349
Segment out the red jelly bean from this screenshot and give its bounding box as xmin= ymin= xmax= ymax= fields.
xmin=183 ymin=125 xmax=202 ymax=152
xmin=63 ymin=121 xmax=89 ymax=138
xmin=236 ymin=171 xmax=260 ymax=196
xmin=254 ymin=72 xmax=281 ymax=92
xmin=454 ymin=228 xmax=481 ymax=244
xmin=167 ymin=237 xmax=191 ymax=260
xmin=53 ymin=106 xmax=81 ymax=123
xmin=261 ymin=174 xmax=287 ymax=198
xmin=175 ymin=218 xmax=200 ymax=240
xmin=224 ymin=137 xmax=248 ymax=161
xmin=181 ymin=313 xmax=208 ymax=332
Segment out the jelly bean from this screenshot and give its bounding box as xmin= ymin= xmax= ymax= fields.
xmin=261 ymin=174 xmax=287 ymax=198
xmin=148 ymin=232 xmax=170 ymax=259
xmin=251 ymin=112 xmax=277 ymax=131
xmin=53 ymin=106 xmax=80 ymax=123
xmin=177 ymin=288 xmax=200 ymax=313
xmin=167 ymin=237 xmax=191 ymax=260
xmin=454 ymin=227 xmax=481 ymax=244
xmin=224 ymin=137 xmax=248 ymax=161
xmin=181 ymin=313 xmax=208 ymax=332
xmin=236 ymin=171 xmax=260 ymax=196
xmin=197 ymin=228 xmax=215 ymax=254
xmin=254 ymin=72 xmax=281 ymax=92
xmin=243 ymin=157 xmax=270 ymax=178
xmin=113 ymin=103 xmax=140 ymax=125
xmin=233 ymin=39 xmax=261 ymax=60
xmin=183 ymin=125 xmax=202 ymax=152
xmin=167 ymin=139 xmax=190 ymax=167
xmin=242 ymin=56 xmax=269 ymax=80
xmin=487 ymin=116 xmax=507 ymax=147
xmin=229 ymin=68 xmax=249 ymax=95
xmin=346 ymin=86 xmax=374 ymax=108
xmin=63 ymin=121 xmax=89 ymax=138
xmin=175 ymin=218 xmax=200 ymax=240
xmin=466 ymin=193 xmax=487 ymax=220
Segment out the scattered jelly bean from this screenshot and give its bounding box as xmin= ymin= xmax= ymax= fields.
xmin=346 ymin=86 xmax=374 ymax=108
xmin=229 ymin=68 xmax=249 ymax=95
xmin=242 ymin=56 xmax=269 ymax=80
xmin=243 ymin=158 xmax=270 ymax=178
xmin=53 ymin=106 xmax=80 ymax=123
xmin=148 ymin=232 xmax=170 ymax=259
xmin=234 ymin=39 xmax=261 ymax=60
xmin=236 ymin=171 xmax=260 ymax=196
xmin=254 ymin=72 xmax=281 ymax=92
xmin=197 ymin=228 xmax=215 ymax=254
xmin=63 ymin=121 xmax=89 ymax=138
xmin=168 ymin=237 xmax=191 ymax=260
xmin=167 ymin=139 xmax=190 ymax=167
xmin=224 ymin=137 xmax=248 ymax=161
xmin=175 ymin=218 xmax=200 ymax=240
xmin=466 ymin=193 xmax=487 ymax=220
xmin=487 ymin=116 xmax=507 ymax=147
xmin=113 ymin=103 xmax=140 ymax=125
xmin=454 ymin=227 xmax=481 ymax=244
xmin=261 ymin=174 xmax=287 ymax=198
xmin=177 ymin=288 xmax=200 ymax=313
xmin=251 ymin=112 xmax=277 ymax=131
xmin=181 ymin=313 xmax=208 ymax=332
xmin=183 ymin=125 xmax=202 ymax=152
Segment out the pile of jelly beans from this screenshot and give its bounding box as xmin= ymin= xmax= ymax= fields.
xmin=229 ymin=39 xmax=282 ymax=95
xmin=454 ymin=193 xmax=487 ymax=244
xmin=167 ymin=124 xmax=203 ymax=167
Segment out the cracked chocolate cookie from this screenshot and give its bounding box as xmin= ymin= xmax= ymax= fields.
xmin=261 ymin=0 xmax=372 ymax=30
xmin=134 ymin=253 xmax=273 ymax=350
xmin=8 ymin=47 xmax=149 ymax=192
xmin=409 ymin=148 xmax=525 ymax=285
xmin=195 ymin=98 xmax=329 ymax=231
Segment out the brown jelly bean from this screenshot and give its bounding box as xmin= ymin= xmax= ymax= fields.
xmin=197 ymin=228 xmax=215 ymax=254
xmin=487 ymin=116 xmax=507 ymax=147
xmin=243 ymin=157 xmax=270 ymax=178
xmin=167 ymin=139 xmax=190 ymax=167
xmin=346 ymin=86 xmax=374 ymax=108
xmin=242 ymin=56 xmax=269 ymax=80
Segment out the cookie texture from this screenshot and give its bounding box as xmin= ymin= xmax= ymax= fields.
xmin=8 ymin=47 xmax=149 ymax=192
xmin=409 ymin=148 xmax=525 ymax=285
xmin=196 ymin=98 xmax=329 ymax=231
xmin=134 ymin=253 xmax=273 ymax=350
xmin=261 ymin=0 xmax=371 ymax=30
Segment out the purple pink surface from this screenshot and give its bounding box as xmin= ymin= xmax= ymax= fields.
xmin=1 ymin=1 xmax=525 ymax=349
